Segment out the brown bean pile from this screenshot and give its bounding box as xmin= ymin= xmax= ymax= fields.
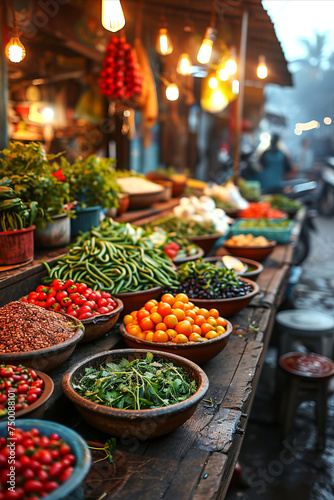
xmin=0 ymin=301 xmax=79 ymax=353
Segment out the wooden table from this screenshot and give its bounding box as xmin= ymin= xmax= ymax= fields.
xmin=0 ymin=202 xmax=299 ymax=500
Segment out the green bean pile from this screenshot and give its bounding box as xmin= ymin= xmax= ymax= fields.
xmin=42 ymin=219 xmax=179 ymax=293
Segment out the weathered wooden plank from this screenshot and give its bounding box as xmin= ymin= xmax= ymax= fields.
xmin=196 ymin=409 xmax=242 ymax=453
xmin=224 ymin=341 xmax=263 ymax=411
xmin=192 ymin=452 xmax=228 ymax=500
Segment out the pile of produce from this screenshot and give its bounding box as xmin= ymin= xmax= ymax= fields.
xmin=43 ymin=219 xmax=179 ymax=293
xmin=145 ymin=215 xmax=217 ymax=239
xmin=72 ymin=351 xmax=196 ymax=410
xmin=124 ymin=293 xmax=228 ymax=343
xmin=145 ymin=226 xmax=200 ymax=261
xmin=172 ymin=196 xmax=230 ymax=234
xmin=225 ymin=234 xmax=272 ymax=247
xmin=0 ymin=178 xmax=41 ymax=231
xmin=100 ymin=37 xmax=143 ymax=101
xmin=237 ymin=218 xmax=291 ymax=229
xmin=0 ymin=302 xmax=79 ymax=353
xmin=0 ymin=426 xmax=76 ymax=497
xmin=164 ymin=260 xmax=254 ymax=300
xmin=238 ymin=202 xmax=286 ymax=219
xmin=0 ymin=364 xmax=44 ymax=415
xmin=264 ymin=194 xmax=302 ymax=212
xmin=22 ymin=281 xmax=117 ymax=319
xmin=204 ymin=182 xmax=249 ymax=211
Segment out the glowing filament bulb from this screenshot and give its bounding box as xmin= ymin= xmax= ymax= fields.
xmin=102 ymin=0 xmax=125 ymax=33
xmin=177 ymin=53 xmax=192 ymax=75
xmin=156 ymin=28 xmax=173 ymax=55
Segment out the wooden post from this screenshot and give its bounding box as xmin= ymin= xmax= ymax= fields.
xmin=233 ymin=8 xmax=249 ymax=186
xmin=0 ymin=2 xmax=8 ymax=150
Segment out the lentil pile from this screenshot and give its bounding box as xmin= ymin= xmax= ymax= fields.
xmin=0 ymin=301 xmax=79 ymax=353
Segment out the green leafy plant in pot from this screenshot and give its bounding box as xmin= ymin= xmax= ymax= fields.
xmin=0 ymin=141 xmax=71 ymax=230
xmin=61 ymin=155 xmax=122 ymax=235
xmin=0 ymin=178 xmax=43 ymax=265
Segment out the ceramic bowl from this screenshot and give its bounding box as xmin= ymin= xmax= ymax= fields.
xmin=120 ymin=318 xmax=233 ymax=365
xmin=0 ymin=419 xmax=91 ymax=500
xmin=0 ymin=314 xmax=84 ymax=372
xmin=113 ymin=286 xmax=163 ymax=316
xmin=203 ymin=256 xmax=264 ymax=281
xmin=79 ymin=297 xmax=124 ymax=343
xmin=223 ymin=241 xmax=277 ymax=262
xmin=62 ymin=349 xmax=209 ymax=440
xmin=173 ymin=247 xmax=205 ymax=266
xmin=190 ymin=277 xmax=260 ymax=317
xmin=0 ymin=369 xmax=54 ymax=421
xmin=188 ymin=232 xmax=225 ymax=255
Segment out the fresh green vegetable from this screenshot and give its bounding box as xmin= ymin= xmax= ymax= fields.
xmin=263 ymin=194 xmax=302 ymax=211
xmin=42 ymin=218 xmax=179 ymax=293
xmin=73 ymin=352 xmax=197 ymax=410
xmin=0 ymin=179 xmax=42 ymax=231
xmin=238 ymin=218 xmax=290 ymax=229
xmin=89 ymin=438 xmax=116 ymax=464
xmin=178 ymin=259 xmax=241 ymax=294
xmin=145 ymin=226 xmax=200 ymax=261
xmin=144 ymin=215 xmax=217 ymax=237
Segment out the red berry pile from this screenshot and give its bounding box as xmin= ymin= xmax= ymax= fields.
xmin=21 ymin=280 xmax=117 ymax=320
xmin=0 ymin=365 xmax=44 ymax=417
xmin=0 ymin=427 xmax=75 ymax=499
xmin=99 ymin=36 xmax=143 ymax=100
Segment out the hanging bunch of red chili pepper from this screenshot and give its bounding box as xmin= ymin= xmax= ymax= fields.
xmin=99 ymin=36 xmax=143 ymax=101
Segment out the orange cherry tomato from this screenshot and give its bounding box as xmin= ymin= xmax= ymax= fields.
xmin=172 ymin=300 xmax=185 ymax=311
xmin=128 ymin=325 xmax=142 ymax=336
xmin=209 ymin=308 xmax=219 ymax=319
xmin=174 ymin=293 xmax=189 ymax=304
xmin=173 ymin=334 xmax=188 ymax=343
xmin=208 ymin=317 xmax=217 ymax=328
xmin=155 ymin=322 xmax=167 ymax=331
xmin=217 ymin=317 xmax=227 ymax=327
xmin=201 ymin=323 xmax=213 ymax=335
xmin=137 ymin=309 xmax=150 ymax=322
xmin=166 ymin=328 xmax=177 ymax=339
xmin=153 ymin=330 xmax=169 ymax=343
xmin=157 ymin=302 xmax=172 ymax=318
xmin=198 ymin=308 xmax=210 ymax=319
xmin=160 ymin=293 xmax=175 ymax=306
xmin=216 ymin=326 xmax=226 ymax=335
xmin=137 ymin=332 xmax=147 ymax=339
xmin=189 ymin=332 xmax=202 ymax=342
xmin=173 ymin=308 xmax=185 ymax=321
xmin=163 ymin=314 xmax=178 ymax=329
xmin=195 ymin=315 xmax=206 ymax=327
xmin=175 ymin=320 xmax=192 ymax=337
xmin=185 ymin=309 xmax=196 ymax=320
xmin=192 ymin=324 xmax=202 ymax=335
xmin=130 ymin=310 xmax=138 ymax=319
xmin=140 ymin=317 xmax=155 ymax=331
xmin=145 ymin=331 xmax=154 ymax=341
xmin=150 ymin=306 xmax=158 ymax=314
xmin=123 ymin=315 xmax=133 ymax=326
xmin=205 ymin=331 xmax=218 ymax=339
xmin=145 ymin=300 xmax=158 ymax=312
xmin=150 ymin=312 xmax=163 ymax=324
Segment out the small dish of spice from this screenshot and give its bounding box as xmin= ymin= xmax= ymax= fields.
xmin=0 ymin=302 xmax=84 ymax=372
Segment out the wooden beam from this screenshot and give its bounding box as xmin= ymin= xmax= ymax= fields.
xmin=0 ymin=2 xmax=8 ymax=150
xmin=233 ymin=8 xmax=249 ymax=186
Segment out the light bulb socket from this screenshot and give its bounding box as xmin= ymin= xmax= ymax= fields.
xmin=204 ymin=26 xmax=217 ymax=42
xmin=258 ymin=55 xmax=266 ymax=64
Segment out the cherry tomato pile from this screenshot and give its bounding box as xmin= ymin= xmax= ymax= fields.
xmin=0 ymin=365 xmax=43 ymax=417
xmin=163 ymin=242 xmax=180 ymax=260
xmin=21 ymin=280 xmax=117 ymax=320
xmin=100 ymin=36 xmax=143 ymax=100
xmin=0 ymin=427 xmax=75 ymax=499
xmin=238 ymin=202 xmax=286 ymax=219
xmin=124 ymin=293 xmax=228 ymax=344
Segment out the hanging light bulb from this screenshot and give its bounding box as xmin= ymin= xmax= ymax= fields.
xmin=209 ymin=77 xmax=218 ymax=89
xmin=166 ymin=83 xmax=179 ymax=101
xmin=177 ymin=53 xmax=192 ymax=75
xmin=5 ymin=18 xmax=26 ymax=64
xmin=156 ymin=28 xmax=173 ymax=55
xmin=101 ymin=0 xmax=125 ymax=33
xmin=225 ymin=47 xmax=237 ymax=75
xmin=218 ymin=67 xmax=229 ymax=81
xmin=197 ymin=27 xmax=216 ymax=65
xmin=257 ymin=55 xmax=268 ymax=79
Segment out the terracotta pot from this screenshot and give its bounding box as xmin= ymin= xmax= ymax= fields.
xmin=0 ymin=370 xmax=54 ymax=421
xmin=34 ymin=213 xmax=70 ymax=248
xmin=113 ymin=286 xmax=163 ymax=316
xmin=79 ymin=297 xmax=124 ymax=343
xmin=120 ymin=319 xmax=233 ymax=365
xmin=223 ymin=241 xmax=277 ymax=262
xmin=0 ymin=314 xmax=84 ymax=372
xmin=190 ymin=278 xmax=260 ymax=317
xmin=0 ymin=226 xmax=35 ymax=265
xmin=62 ymin=349 xmax=209 ymax=439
